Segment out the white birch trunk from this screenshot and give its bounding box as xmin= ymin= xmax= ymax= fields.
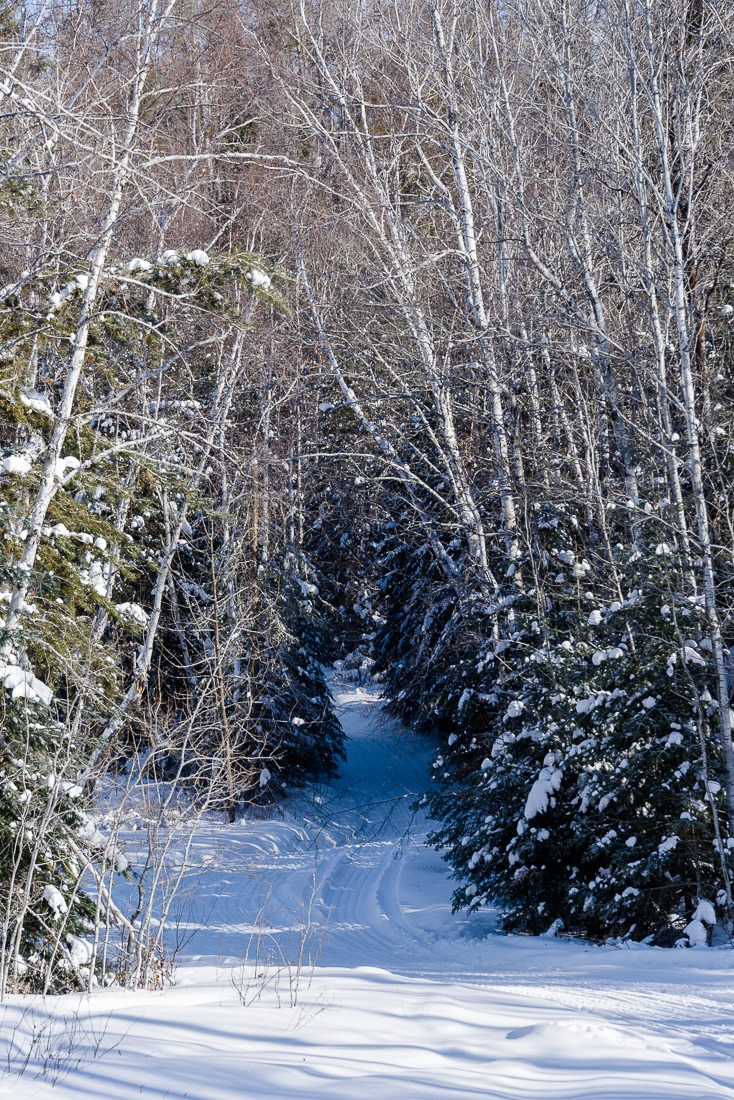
xmin=7 ymin=0 xmax=170 ymax=629
xmin=643 ymin=0 xmax=734 ymax=850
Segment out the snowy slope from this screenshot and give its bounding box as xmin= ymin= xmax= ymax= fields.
xmin=4 ymin=680 xmax=734 ymax=1099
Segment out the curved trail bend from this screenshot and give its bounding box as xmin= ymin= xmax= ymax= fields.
xmin=181 ymin=681 xmax=734 ymax=1066
xmin=7 ymin=680 xmax=734 ymax=1100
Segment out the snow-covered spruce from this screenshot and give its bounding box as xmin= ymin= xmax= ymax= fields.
xmin=414 ymin=505 xmax=731 ymax=943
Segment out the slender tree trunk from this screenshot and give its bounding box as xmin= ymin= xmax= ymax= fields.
xmin=7 ymin=0 xmax=172 ymax=628
xmin=643 ymin=0 xmax=734 ymax=855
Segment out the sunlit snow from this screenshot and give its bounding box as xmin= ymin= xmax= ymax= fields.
xmin=5 ymin=680 xmax=734 ymax=1099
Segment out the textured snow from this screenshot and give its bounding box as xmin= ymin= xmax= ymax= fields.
xmin=693 ymin=899 xmax=716 ymax=926
xmin=19 ymin=390 xmax=53 ymax=417
xmin=0 ymin=662 xmax=53 ymax=706
xmin=56 ymin=779 xmax=83 ymax=799
xmin=695 ymin=897 xmax=717 ymax=924
xmin=114 ymin=602 xmax=148 ymax=627
xmin=76 ymin=813 xmax=105 ymax=848
xmin=42 ymin=884 xmax=68 ymax=918
xmin=6 ymin=682 xmax=734 ymax=1099
xmin=658 ymin=836 xmax=679 ymax=854
xmin=54 ymin=455 xmax=80 ymax=480
xmin=0 ymin=454 xmax=32 ymax=475
xmin=457 ymin=688 xmax=473 ymax=712
xmin=47 ymin=522 xmax=72 ymax=538
xmin=82 ymin=556 xmax=111 ymax=596
xmin=248 ymin=267 xmax=272 ymax=290
xmin=683 ymin=918 xmax=708 ymax=947
xmin=524 ymin=765 xmax=562 ymax=819
xmin=65 ymin=934 xmax=92 ymax=968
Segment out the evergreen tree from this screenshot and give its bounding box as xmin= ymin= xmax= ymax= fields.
xmin=426 ymin=504 xmax=730 ymax=942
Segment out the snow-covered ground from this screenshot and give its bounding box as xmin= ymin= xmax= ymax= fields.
xmin=4 ymin=681 xmax=734 ymax=1099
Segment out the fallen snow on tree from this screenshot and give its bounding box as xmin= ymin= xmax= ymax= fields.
xmin=114 ymin=602 xmax=148 ymax=627
xmin=524 ymin=765 xmax=562 ymax=819
xmin=0 ymin=454 xmax=32 ymax=475
xmin=247 ymin=267 xmax=272 ymax=290
xmin=42 ymin=884 xmax=68 ymax=918
xmin=0 ymin=662 xmax=53 ymax=706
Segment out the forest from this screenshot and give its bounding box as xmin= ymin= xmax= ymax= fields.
xmin=1 ymin=0 xmax=733 ymax=998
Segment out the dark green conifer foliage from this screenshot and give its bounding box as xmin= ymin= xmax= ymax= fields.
xmin=373 ymin=497 xmax=730 ymax=942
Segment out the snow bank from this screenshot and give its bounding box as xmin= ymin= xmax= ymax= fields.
xmin=5 ymin=683 xmax=734 ymax=1100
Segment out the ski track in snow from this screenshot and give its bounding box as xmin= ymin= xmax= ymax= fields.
xmin=4 ymin=680 xmax=734 ymax=1099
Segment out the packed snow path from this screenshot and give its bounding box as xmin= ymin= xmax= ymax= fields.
xmin=5 ymin=681 xmax=734 ymax=1098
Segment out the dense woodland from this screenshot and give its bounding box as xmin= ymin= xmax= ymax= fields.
xmin=0 ymin=0 xmax=733 ymax=993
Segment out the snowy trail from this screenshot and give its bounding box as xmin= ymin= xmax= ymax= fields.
xmin=5 ymin=681 xmax=734 ymax=1099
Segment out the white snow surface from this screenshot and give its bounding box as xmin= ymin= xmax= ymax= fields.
xmin=248 ymin=267 xmax=272 ymax=290
xmin=524 ymin=765 xmax=562 ymax=820
xmin=41 ymin=884 xmax=68 ymax=918
xmin=0 ymin=454 xmax=32 ymax=475
xmin=0 ymin=661 xmax=53 ymax=706
xmin=5 ymin=680 xmax=734 ymax=1098
xmin=19 ymin=391 xmax=53 ymax=418
xmin=114 ymin=602 xmax=148 ymax=627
